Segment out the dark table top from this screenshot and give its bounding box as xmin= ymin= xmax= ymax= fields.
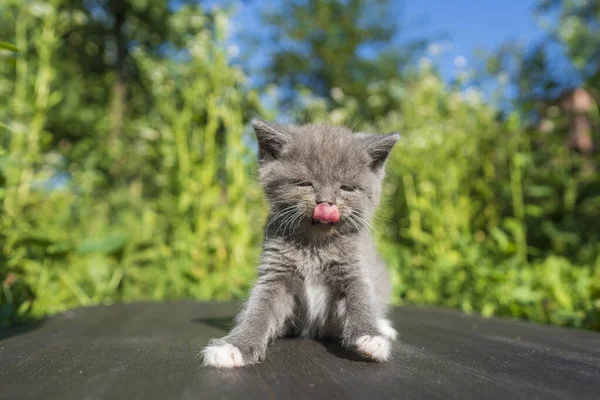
xmin=1 ymin=302 xmax=599 ymax=400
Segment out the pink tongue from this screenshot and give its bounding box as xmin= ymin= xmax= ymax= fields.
xmin=312 ymin=203 xmax=340 ymax=223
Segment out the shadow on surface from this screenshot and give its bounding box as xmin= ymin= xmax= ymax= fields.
xmin=0 ymin=319 xmax=45 ymax=342
xmin=191 ymin=316 xmax=235 ymax=332
xmin=319 ymin=339 xmax=373 ymax=362
xmin=190 ymin=316 xmax=372 ymax=363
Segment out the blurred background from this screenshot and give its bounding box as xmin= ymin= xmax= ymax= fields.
xmin=0 ymin=0 xmax=599 ymax=331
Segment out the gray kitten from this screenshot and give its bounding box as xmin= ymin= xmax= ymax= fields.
xmin=202 ymin=120 xmax=399 ymax=368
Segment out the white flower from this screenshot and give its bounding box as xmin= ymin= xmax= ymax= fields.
xmin=427 ymin=40 xmax=452 ymax=56
xmin=214 ymin=13 xmax=229 ymax=39
xmin=227 ymin=44 xmax=239 ymax=58
xmin=141 ymin=128 xmax=159 ymax=141
xmin=330 ymin=87 xmax=344 ymax=101
xmin=73 ymin=10 xmax=88 ymax=25
xmin=150 ymin=70 xmax=164 ymax=83
xmin=191 ymin=15 xmax=204 ymax=29
xmin=539 ymin=119 xmax=554 ymax=133
xmin=427 ymin=43 xmax=442 ymax=55
xmin=454 ymin=56 xmax=467 ymax=68
xmin=330 ymin=109 xmax=346 ymax=124
xmin=462 ymin=88 xmax=483 ymax=105
xmin=233 ymin=67 xmax=247 ymax=84
xmin=419 ymin=57 xmax=432 ymax=69
xmin=497 ymin=72 xmax=509 ymax=85
xmin=422 ymin=75 xmax=440 ymax=89
xmin=414 ymin=136 xmax=429 ymax=148
xmin=29 ymin=2 xmax=52 ymax=18
xmin=189 ymin=38 xmax=208 ymax=59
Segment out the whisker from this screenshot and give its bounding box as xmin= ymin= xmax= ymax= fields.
xmin=281 ymin=211 xmax=298 ymax=237
xmin=266 ymin=211 xmax=295 ymax=236
xmin=373 ymin=215 xmax=401 ymax=230
xmin=347 ymin=214 xmax=363 ymax=234
xmin=287 ymin=212 xmax=304 ymax=236
xmin=284 ymin=212 xmax=302 ymax=233
xmin=266 ymin=206 xmax=296 ymax=227
xmin=275 ymin=211 xmax=297 ymax=237
xmin=265 ymin=206 xmax=297 ymax=236
xmin=358 ymin=217 xmax=375 ymax=231
xmin=291 ymin=211 xmax=307 ymax=233
xmin=277 ymin=207 xmax=304 ymax=237
xmin=349 ymin=211 xmax=379 ymax=236
xmin=345 ymin=211 xmax=364 ymax=233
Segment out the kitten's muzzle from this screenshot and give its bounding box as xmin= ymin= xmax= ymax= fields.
xmin=312 ymin=202 xmax=340 ymax=224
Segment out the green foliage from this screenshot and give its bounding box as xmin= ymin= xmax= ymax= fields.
xmin=0 ymin=41 xmax=18 ymax=52
xmin=537 ymin=0 xmax=600 ymax=73
xmin=481 ymin=0 xmax=600 ymax=114
xmin=0 ymin=1 xmax=265 ymax=325
xmin=377 ymin=73 xmax=600 ymax=330
xmin=0 ymin=0 xmax=598 ymax=332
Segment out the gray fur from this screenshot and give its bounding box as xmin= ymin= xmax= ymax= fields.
xmin=202 ymin=120 xmax=399 ymax=366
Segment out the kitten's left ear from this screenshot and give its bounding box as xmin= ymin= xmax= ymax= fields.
xmin=252 ymin=119 xmax=291 ymax=162
xmin=359 ymin=132 xmax=400 ymax=171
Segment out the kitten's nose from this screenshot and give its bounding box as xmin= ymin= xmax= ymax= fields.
xmin=315 ymin=188 xmax=336 ymax=207
xmin=313 ymin=202 xmax=340 ymax=223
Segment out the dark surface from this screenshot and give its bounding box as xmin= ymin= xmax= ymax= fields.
xmin=1 ymin=302 xmax=599 ymax=400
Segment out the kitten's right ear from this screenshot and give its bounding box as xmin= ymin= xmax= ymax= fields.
xmin=252 ymin=119 xmax=290 ymax=161
xmin=359 ymin=132 xmax=400 ymax=171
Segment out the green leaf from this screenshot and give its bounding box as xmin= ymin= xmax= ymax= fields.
xmin=526 ymin=185 xmax=554 ymax=198
xmin=77 ymin=233 xmax=127 ymax=255
xmin=0 ymin=41 xmax=18 ymax=52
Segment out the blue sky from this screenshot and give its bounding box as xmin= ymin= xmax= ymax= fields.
xmin=225 ymin=0 xmax=545 ymax=84
xmin=402 ymin=0 xmax=542 ymax=81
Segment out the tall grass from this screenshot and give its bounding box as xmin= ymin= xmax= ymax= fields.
xmin=1 ymin=3 xmax=265 ymax=324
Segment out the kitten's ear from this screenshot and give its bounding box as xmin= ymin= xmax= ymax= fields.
xmin=252 ymin=119 xmax=290 ymax=161
xmin=359 ymin=132 xmax=400 ymax=171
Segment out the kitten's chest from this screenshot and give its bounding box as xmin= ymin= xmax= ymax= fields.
xmin=292 ymin=250 xmax=348 ymax=336
xmin=295 ymin=275 xmax=339 ymax=338
xmin=285 ymin=243 xmax=356 ymax=299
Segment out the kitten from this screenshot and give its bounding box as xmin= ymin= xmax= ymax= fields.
xmin=202 ymin=120 xmax=399 ymax=368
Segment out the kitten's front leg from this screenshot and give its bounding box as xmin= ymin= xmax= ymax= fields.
xmin=339 ymin=276 xmax=391 ymax=362
xmin=202 ymin=273 xmax=295 ymax=368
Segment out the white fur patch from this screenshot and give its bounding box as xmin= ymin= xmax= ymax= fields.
xmin=302 ymin=282 xmax=330 ymax=337
xmin=202 ymin=342 xmax=244 ymax=368
xmin=355 ymin=335 xmax=391 ymax=361
xmin=378 ymin=318 xmax=398 ymax=341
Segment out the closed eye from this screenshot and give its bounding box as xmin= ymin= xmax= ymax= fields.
xmin=340 ymin=185 xmax=357 ymax=192
xmin=296 ymin=182 xmax=313 ymax=187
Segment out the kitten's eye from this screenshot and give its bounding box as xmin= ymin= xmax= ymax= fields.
xmin=296 ymin=182 xmax=313 ymax=187
xmin=340 ymin=185 xmax=357 ymax=192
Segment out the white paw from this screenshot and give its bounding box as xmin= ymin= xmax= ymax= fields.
xmin=378 ymin=318 xmax=398 ymax=341
xmin=355 ymin=335 xmax=391 ymax=362
xmin=202 ymin=342 xmax=244 ymax=368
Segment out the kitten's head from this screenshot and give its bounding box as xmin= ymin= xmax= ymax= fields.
xmin=253 ymin=120 xmax=399 ymax=239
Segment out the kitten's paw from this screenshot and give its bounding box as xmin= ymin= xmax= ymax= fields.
xmin=378 ymin=318 xmax=398 ymax=341
xmin=355 ymin=335 xmax=391 ymax=362
xmin=201 ymin=342 xmax=245 ymax=368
